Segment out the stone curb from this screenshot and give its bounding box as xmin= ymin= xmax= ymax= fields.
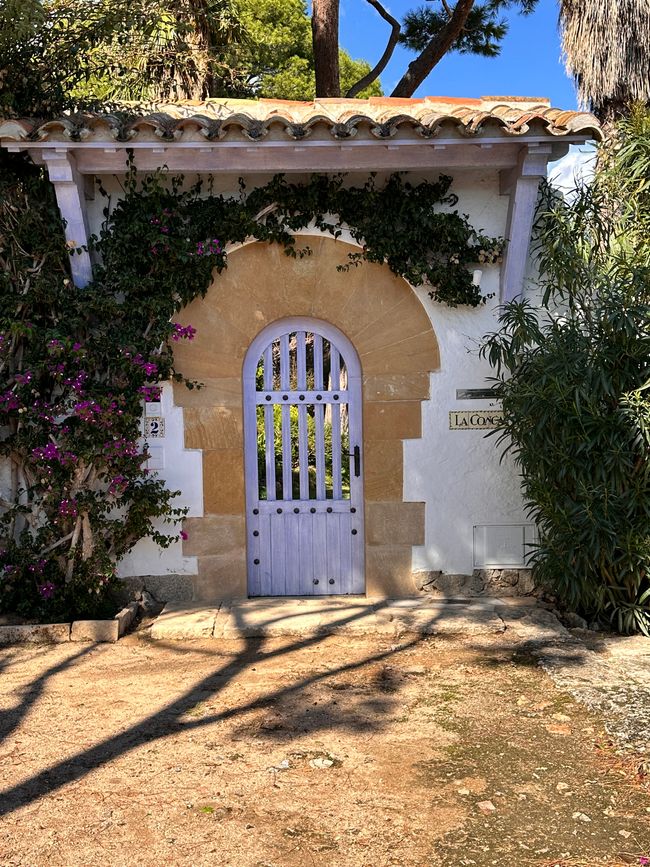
xmin=0 ymin=602 xmax=139 ymax=645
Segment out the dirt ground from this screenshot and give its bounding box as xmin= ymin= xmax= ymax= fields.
xmin=0 ymin=631 xmax=649 ymax=867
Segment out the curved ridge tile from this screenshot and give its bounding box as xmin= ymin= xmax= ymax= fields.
xmin=0 ymin=120 xmax=32 ymax=141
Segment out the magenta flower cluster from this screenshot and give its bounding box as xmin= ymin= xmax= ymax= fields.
xmin=63 ymin=370 xmax=87 ymax=392
xmin=131 ymin=354 xmax=158 ymax=378
xmin=140 ymin=385 xmax=162 ymax=402
xmin=74 ymin=400 xmax=102 ymax=421
xmin=58 ymin=498 xmax=78 ymax=518
xmin=38 ymin=582 xmax=56 ymax=600
xmin=0 ymin=390 xmax=20 ymax=411
xmin=108 ymin=474 xmax=128 ymax=495
xmin=32 ymin=442 xmax=60 ymax=461
xmin=103 ymin=438 xmax=139 ymax=459
xmin=171 ymin=324 xmax=197 ymax=341
xmin=32 ymin=443 xmax=77 ymax=466
xmin=195 ymin=239 xmax=221 ymax=257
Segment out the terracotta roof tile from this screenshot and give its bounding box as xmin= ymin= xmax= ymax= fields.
xmin=0 ymin=96 xmax=601 ymax=144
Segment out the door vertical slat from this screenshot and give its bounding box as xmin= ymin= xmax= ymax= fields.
xmin=330 ymin=346 xmax=342 ymax=499
xmin=326 ymin=513 xmax=340 ymax=593
xmin=285 ymin=512 xmax=300 ymax=595
xmin=298 ymin=404 xmax=309 ymax=500
xmin=339 ymin=512 xmax=352 ymax=594
xmin=262 ymin=345 xmax=276 ymax=500
xmin=314 ymin=404 xmax=326 ymax=500
xmin=270 ymin=513 xmax=287 ymax=595
xmin=296 ymin=331 xmax=310 ymax=499
xmin=313 ymin=333 xmax=326 ymax=500
xmin=313 ymin=512 xmax=327 ymax=594
xmin=313 ymin=334 xmax=323 ymax=389
xmin=296 ymin=331 xmax=307 ymax=389
xmin=280 ymin=334 xmax=292 ymax=500
xmin=299 ymin=512 xmax=314 ymax=594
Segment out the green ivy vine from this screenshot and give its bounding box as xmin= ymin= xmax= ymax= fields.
xmin=97 ymin=159 xmax=502 ymax=310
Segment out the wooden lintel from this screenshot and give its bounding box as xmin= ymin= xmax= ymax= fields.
xmin=68 ymin=142 xmax=521 ymax=174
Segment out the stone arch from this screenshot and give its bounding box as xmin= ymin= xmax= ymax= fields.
xmin=172 ymin=236 xmax=440 ymax=600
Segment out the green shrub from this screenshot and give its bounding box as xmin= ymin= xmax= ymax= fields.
xmin=481 ymin=110 xmax=650 ymax=634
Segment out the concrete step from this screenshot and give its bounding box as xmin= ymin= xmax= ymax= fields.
xmin=149 ymin=597 xmax=511 ymax=640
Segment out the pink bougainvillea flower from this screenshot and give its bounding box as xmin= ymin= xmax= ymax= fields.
xmin=32 ymin=442 xmax=61 ymax=462
xmin=140 ymin=385 xmax=162 ymax=402
xmin=180 ymin=530 xmax=188 ymax=541
xmin=171 ymin=324 xmax=197 ymax=342
xmin=58 ymin=498 xmax=79 ymax=517
xmin=108 ymin=474 xmax=128 ymax=495
xmin=37 ymin=582 xmax=56 ymax=600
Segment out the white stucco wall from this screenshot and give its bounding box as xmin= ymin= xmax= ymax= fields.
xmin=404 ymin=171 xmax=529 ymax=575
xmin=90 ymin=167 xmax=532 ymax=581
xmin=406 ymin=289 xmax=527 ymax=575
xmin=116 ymin=382 xmax=202 ymax=578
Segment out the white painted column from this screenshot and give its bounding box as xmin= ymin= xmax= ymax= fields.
xmin=41 ymin=149 xmax=93 ymax=288
xmin=499 ymin=144 xmax=552 ymax=303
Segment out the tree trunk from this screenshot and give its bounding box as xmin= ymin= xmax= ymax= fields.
xmin=390 ymin=0 xmax=475 ymax=98
xmin=312 ymin=0 xmax=341 ymax=98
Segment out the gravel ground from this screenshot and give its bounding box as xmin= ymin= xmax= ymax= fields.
xmin=0 ymin=627 xmax=649 ymax=867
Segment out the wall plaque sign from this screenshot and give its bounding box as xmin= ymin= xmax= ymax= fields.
xmin=455 ymin=388 xmax=499 ymax=400
xmin=145 ymin=401 xmax=162 ymax=417
xmin=144 ymin=417 xmax=165 ymax=438
xmin=449 ymin=410 xmax=503 ymax=430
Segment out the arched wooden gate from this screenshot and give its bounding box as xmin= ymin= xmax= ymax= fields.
xmin=243 ymin=317 xmax=364 ymax=595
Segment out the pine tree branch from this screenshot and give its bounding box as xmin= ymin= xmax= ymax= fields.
xmin=346 ymin=0 xmax=401 ymax=98
xmin=390 ymin=0 xmax=475 ymax=98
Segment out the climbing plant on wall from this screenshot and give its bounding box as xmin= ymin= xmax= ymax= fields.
xmin=0 ymin=154 xmax=500 ymax=621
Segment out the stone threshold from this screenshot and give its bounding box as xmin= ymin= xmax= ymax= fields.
xmin=148 ymin=596 xmax=538 ymax=640
xmin=0 ymin=602 xmax=139 ymax=645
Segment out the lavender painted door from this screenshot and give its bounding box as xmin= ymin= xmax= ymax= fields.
xmin=243 ymin=318 xmax=364 ymax=596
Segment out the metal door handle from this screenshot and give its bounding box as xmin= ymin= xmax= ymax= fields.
xmin=351 ymin=445 xmax=361 ymax=477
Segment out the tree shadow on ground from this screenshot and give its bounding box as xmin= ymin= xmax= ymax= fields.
xmin=0 ymin=601 xmax=420 ymax=816
xmin=0 ymin=644 xmax=96 ymax=748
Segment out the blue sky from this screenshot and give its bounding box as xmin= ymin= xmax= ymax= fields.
xmin=339 ymin=0 xmax=579 ymax=109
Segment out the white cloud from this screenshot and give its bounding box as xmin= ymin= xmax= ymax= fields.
xmin=547 ymin=144 xmax=597 ymax=196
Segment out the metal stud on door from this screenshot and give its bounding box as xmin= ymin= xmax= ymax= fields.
xmin=243 ymin=318 xmax=364 ymax=596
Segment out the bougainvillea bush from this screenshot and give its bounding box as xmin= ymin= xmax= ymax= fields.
xmin=0 ymin=157 xmax=224 ymax=620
